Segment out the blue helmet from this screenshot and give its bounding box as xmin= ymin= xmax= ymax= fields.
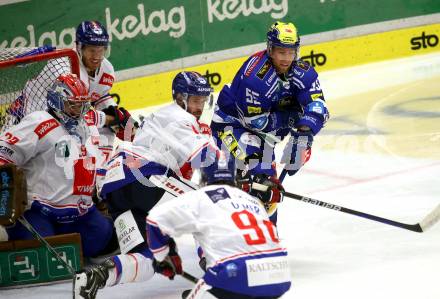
xmin=172 ymin=71 xmax=213 ymax=101
xmin=267 ymin=21 xmax=300 ymax=52
xmin=201 ymin=155 xmax=236 ymax=185
xmin=76 ymin=21 xmax=109 ymax=47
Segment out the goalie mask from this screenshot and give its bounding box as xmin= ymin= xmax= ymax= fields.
xmin=47 ymin=74 xmax=90 ymax=126
xmin=267 ymin=21 xmax=300 ymax=59
xmin=172 ymin=71 xmax=213 ymax=119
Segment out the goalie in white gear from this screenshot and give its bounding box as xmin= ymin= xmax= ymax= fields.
xmin=73 ymin=71 xmax=221 ymax=299
xmin=0 ymin=74 xmax=113 ymax=257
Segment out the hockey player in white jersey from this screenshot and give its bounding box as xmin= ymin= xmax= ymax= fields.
xmin=147 ymin=159 xmax=291 ymax=299
xmin=75 ymin=20 xmax=136 ymax=163
xmin=73 ymin=71 xmax=220 ymax=299
xmin=0 ymin=74 xmax=114 ymax=257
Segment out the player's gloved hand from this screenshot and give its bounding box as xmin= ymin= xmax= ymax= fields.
xmin=249 ymin=174 xmax=285 ymax=204
xmin=154 ymin=238 xmax=183 ymax=280
xmin=282 ymin=129 xmax=313 ymax=176
xmin=198 ymin=122 xmax=212 ymax=135
xmin=103 ymin=106 xmax=138 ymax=141
xmin=103 ymin=106 xmax=130 ymax=129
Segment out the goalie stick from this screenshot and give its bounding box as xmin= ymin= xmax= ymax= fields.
xmin=284 ymin=191 xmax=440 ymax=233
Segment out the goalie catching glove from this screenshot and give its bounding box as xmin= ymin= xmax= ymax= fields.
xmin=154 ymin=238 xmax=183 ymax=280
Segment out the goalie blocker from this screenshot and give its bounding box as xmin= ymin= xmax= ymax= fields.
xmin=0 ymin=164 xmax=27 ymax=226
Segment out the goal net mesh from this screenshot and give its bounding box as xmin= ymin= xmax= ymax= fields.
xmin=0 ymin=48 xmax=78 ymax=134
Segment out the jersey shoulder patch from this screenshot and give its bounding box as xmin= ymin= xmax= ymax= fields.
xmin=205 ymin=187 xmax=231 ymax=203
xmin=291 ymin=60 xmax=319 ymax=87
xmin=296 ymin=59 xmax=310 ymax=71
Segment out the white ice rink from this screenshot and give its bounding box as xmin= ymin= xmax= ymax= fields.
xmin=1 ymin=52 xmax=440 ymax=299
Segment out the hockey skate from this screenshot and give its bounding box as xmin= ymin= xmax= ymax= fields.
xmin=73 ymin=259 xmax=115 ymax=299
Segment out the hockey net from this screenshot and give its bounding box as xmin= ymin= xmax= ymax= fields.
xmin=0 ymin=48 xmax=80 ymax=134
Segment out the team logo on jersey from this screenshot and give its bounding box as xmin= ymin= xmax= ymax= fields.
xmin=34 ymin=119 xmax=60 ymax=139
xmin=205 ymin=187 xmax=230 ymax=203
xmin=77 ymin=198 xmax=89 ymax=215
xmin=226 ymin=263 xmax=238 ymax=278
xmin=99 ymin=73 xmax=114 ymax=87
xmin=256 ymin=61 xmax=271 ymax=80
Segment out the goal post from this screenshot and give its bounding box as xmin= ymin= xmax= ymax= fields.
xmin=0 ymin=48 xmax=80 ymax=134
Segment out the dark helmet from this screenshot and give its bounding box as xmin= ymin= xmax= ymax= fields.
xmin=267 ymin=21 xmax=300 ymax=53
xmin=76 ymin=21 xmax=109 ymax=47
xmin=172 ymin=71 xmax=213 ymax=101
xmin=201 ymin=155 xmax=236 ymax=186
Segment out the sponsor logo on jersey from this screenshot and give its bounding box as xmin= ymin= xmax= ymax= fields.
xmin=34 ymin=119 xmax=60 ymax=139
xmin=247 ymin=106 xmax=262 ymax=114
xmin=0 ymin=171 xmax=11 ymax=216
xmin=410 ymin=32 xmax=439 ymax=50
xmin=0 ymin=146 xmax=14 ymax=157
xmin=164 ymin=181 xmax=185 ymax=195
xmin=256 ymin=60 xmax=271 ymax=80
xmin=75 ymin=185 xmax=94 ymax=196
xmin=99 ymin=73 xmax=114 ymax=87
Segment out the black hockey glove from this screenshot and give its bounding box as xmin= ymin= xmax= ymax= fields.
xmin=102 ymin=106 xmax=138 ymax=141
xmin=249 ymin=174 xmax=285 ymax=205
xmin=154 ymin=238 xmax=183 ymax=280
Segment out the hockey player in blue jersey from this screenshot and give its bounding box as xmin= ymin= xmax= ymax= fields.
xmin=211 ymin=21 xmax=329 ymax=222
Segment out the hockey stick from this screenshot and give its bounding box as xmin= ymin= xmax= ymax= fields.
xmin=180 ymin=271 xmax=220 ymax=299
xmin=18 ymin=217 xmax=76 ymax=275
xmin=284 ymin=191 xmax=440 ymax=233
xmin=180 ymin=271 xmax=199 ymax=283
